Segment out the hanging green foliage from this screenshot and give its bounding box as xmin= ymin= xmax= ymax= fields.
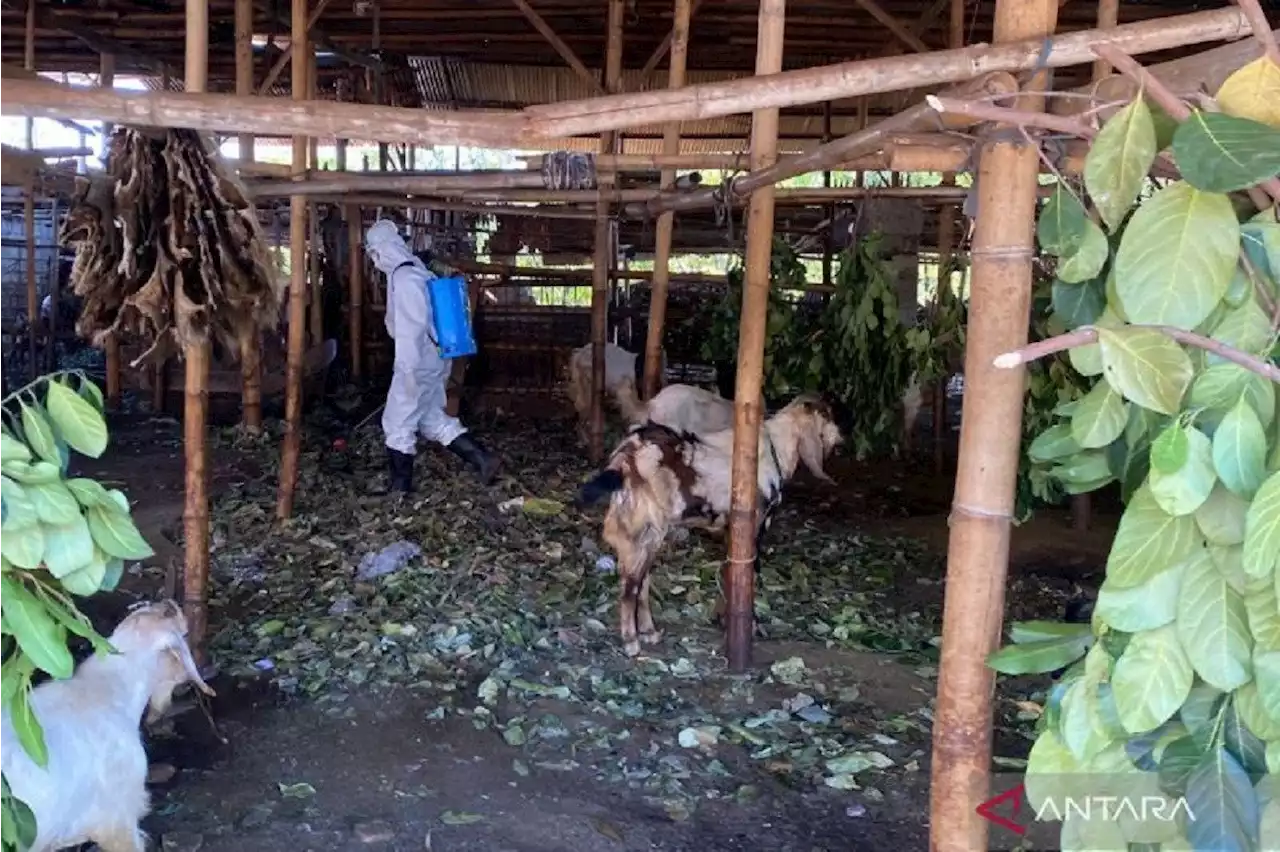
xmin=1 ymin=371 xmax=146 ymax=852
xmin=991 ymin=57 xmax=1280 ymax=851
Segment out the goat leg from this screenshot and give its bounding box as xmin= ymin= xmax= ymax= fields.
xmin=636 ymin=573 xmax=662 ymax=646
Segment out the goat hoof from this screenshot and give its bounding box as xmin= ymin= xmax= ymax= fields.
xmin=622 ymin=640 xmax=641 ymax=657
xmin=639 ymin=629 xmax=663 ymax=646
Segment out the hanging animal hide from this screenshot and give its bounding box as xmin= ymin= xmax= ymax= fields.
xmin=61 ymin=127 xmax=284 ymax=367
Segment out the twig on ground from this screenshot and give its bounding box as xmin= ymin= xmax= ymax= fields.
xmin=994 ymin=324 xmax=1280 ymax=384
xmin=1233 ymin=0 xmax=1280 ymax=66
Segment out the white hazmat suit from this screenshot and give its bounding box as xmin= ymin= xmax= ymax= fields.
xmin=365 ymin=219 xmax=499 ymax=490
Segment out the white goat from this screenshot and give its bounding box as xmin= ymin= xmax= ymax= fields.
xmin=1 ymin=600 xmax=215 ymax=852
xmin=575 ymin=393 xmax=842 ymax=656
xmin=565 ymin=343 xmax=667 ymax=443
xmin=614 ymin=382 xmax=750 ymax=437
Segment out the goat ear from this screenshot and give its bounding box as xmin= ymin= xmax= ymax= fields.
xmin=167 ymin=631 xmax=216 ymax=697
xmin=798 ymin=420 xmax=835 ymax=485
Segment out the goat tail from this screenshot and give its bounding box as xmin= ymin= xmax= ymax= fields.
xmin=577 ymin=469 xmax=625 ymax=507
xmin=614 ymin=378 xmax=647 ymax=427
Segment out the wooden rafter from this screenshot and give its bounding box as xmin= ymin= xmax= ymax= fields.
xmin=640 ymin=0 xmax=705 ymax=77
xmin=855 ymin=0 xmax=931 ymax=53
xmin=252 ymin=0 xmax=381 ymax=72
xmin=256 ymin=0 xmax=335 ymax=95
xmin=510 ymin=0 xmax=603 ymax=94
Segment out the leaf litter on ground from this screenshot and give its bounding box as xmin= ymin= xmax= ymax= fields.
xmin=197 ymin=408 xmax=1086 ymax=815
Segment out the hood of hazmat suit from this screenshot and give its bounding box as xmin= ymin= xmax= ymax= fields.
xmin=366 ymin=218 xmax=468 ymax=453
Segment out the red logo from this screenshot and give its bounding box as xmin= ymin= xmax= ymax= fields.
xmin=977 ymin=784 xmax=1027 ymax=836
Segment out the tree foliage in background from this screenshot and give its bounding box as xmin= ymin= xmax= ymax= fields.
xmin=989 ymin=57 xmax=1280 ymax=850
xmin=699 ymin=235 xmax=966 ymax=459
xmin=1 ymin=372 xmax=153 ymax=852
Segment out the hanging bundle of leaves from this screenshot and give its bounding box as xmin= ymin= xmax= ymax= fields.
xmin=61 ymin=127 xmax=284 ymax=366
xmin=987 ymin=54 xmax=1280 ymax=850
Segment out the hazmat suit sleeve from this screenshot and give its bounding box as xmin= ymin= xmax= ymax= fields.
xmin=387 ymin=265 xmax=437 ymax=377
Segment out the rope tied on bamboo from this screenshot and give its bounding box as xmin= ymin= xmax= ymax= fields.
xmin=542 ymin=151 xmax=598 ymax=191
xmin=948 ymin=503 xmax=1014 ymax=525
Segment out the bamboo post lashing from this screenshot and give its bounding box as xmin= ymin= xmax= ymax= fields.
xmin=235 ymin=0 xmax=263 ymax=432
xmin=277 ymin=0 xmax=310 ymax=521
xmin=23 ymin=0 xmax=37 ymax=381
xmin=588 ymin=0 xmax=625 ymax=463
xmin=99 ymin=51 xmax=120 ymax=408
xmin=182 ymin=0 xmax=213 ymax=664
xmin=725 ymin=0 xmax=786 ymax=674
xmin=929 ymin=0 xmax=1060 ymax=848
xmin=2 ymin=8 xmax=1257 ymax=151
xmin=641 ymin=0 xmax=691 ymax=401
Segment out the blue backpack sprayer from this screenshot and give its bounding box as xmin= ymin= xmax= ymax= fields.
xmin=393 ymin=261 xmax=477 ymax=360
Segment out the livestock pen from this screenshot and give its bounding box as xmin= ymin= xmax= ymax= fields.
xmin=2 ymin=0 xmax=1279 ymax=850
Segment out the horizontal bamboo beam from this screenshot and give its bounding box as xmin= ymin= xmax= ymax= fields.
xmin=291 ymin=195 xmax=599 ymax=219
xmin=523 ymin=6 xmax=1251 ymax=137
xmin=456 ymin=259 xmax=728 ymax=285
xmin=246 ymin=169 xmax=551 ymax=196
xmin=0 ymin=75 xmax=530 ymax=148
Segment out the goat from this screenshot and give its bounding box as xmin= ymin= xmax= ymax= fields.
xmin=613 ymin=382 xmax=767 ymax=437
xmin=565 ymin=342 xmax=667 ymax=444
xmin=1 ymin=600 xmax=215 ymax=852
xmin=576 ymin=393 xmax=843 ymax=656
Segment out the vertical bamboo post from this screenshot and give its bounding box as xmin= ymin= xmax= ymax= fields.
xmin=100 ymin=53 xmax=123 ymax=407
xmin=588 ymin=0 xmax=625 ymax=462
xmin=820 ymin=100 xmax=833 ymax=290
xmin=928 ymin=1 xmax=1059 ymax=849
xmin=153 ymin=66 xmax=170 ymax=416
xmin=307 ymin=50 xmax=322 ymax=347
xmin=931 ymin=0 xmax=966 ymax=476
xmin=276 ymin=0 xmax=310 ymax=520
xmin=346 ymin=203 xmax=363 ymax=378
xmin=641 ymin=0 xmax=691 ymax=401
xmin=23 ymin=0 xmax=37 ymax=380
xmin=724 ymin=0 xmax=786 ymax=674
xmin=46 ymin=198 xmax=60 ymax=374
xmin=235 ymin=0 xmax=262 ymax=432
xmin=182 ymin=0 xmax=212 ymax=663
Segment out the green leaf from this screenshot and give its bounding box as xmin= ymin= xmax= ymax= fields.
xmin=1245 ymin=571 xmax=1280 ymax=653
xmin=1052 ymin=277 xmax=1106 ymax=330
xmin=45 ymin=379 xmax=108 ymax=459
xmin=1222 ymin=697 xmax=1269 ymax=776
xmin=1 ymin=475 xmax=38 ymax=530
xmin=1175 ymin=548 xmax=1253 ymax=691
xmin=1189 ymin=362 xmax=1277 ymax=432
xmin=1243 ymin=470 xmax=1280 ymax=579
xmin=1111 ymin=624 xmax=1195 ymax=733
xmin=1 ymin=459 xmax=61 ymax=485
xmin=1058 ymin=220 xmax=1109 ymax=284
xmin=1024 ymin=730 xmax=1081 ymax=815
xmin=1148 ymin=100 xmax=1179 ymax=152
xmin=1149 ymin=425 xmax=1216 ymax=516
xmin=85 ymin=506 xmax=154 ymax=560
xmin=1049 ymin=451 xmax=1115 ymax=494
xmin=19 ymin=402 xmax=59 ymax=466
xmin=1211 ymin=544 xmax=1250 ymax=595
xmin=1007 ymin=620 xmax=1092 ymax=644
xmin=987 ymin=633 xmax=1093 ymax=676
xmin=1214 ymin=56 xmax=1280 ymax=128
xmin=0 ymin=523 xmax=44 ymax=569
xmin=40 ymin=513 xmax=96 ymax=578
xmin=0 ymin=575 xmax=73 ymax=679
xmin=1183 ymin=749 xmax=1259 ymax=852
xmin=1255 ymin=650 xmax=1280 ymax=728
xmin=1212 ymin=397 xmax=1268 ymax=499
xmin=64 ymin=477 xmax=112 ymax=508
xmin=60 ymin=554 xmax=107 ymax=597
xmin=1172 ymin=111 xmax=1280 ymax=192
xmin=77 ymin=374 xmax=105 ymax=413
xmin=1180 ymin=684 xmax=1226 ymax=749
xmin=1059 ymin=679 xmax=1112 ymax=762
xmin=1107 ymin=485 xmax=1205 ymax=589
xmin=41 ymin=591 xmax=111 ymax=655
xmin=0 ymin=433 xmax=31 ymax=463
xmin=1028 ymin=423 xmax=1081 ymax=464
xmin=1085 ymin=96 xmax=1158 ymax=232
xmin=1241 ymin=218 xmax=1280 ymax=283
xmin=100 ymin=557 xmax=125 ymax=593
xmin=1097 ymin=326 xmax=1194 ymax=415
xmin=1159 ymin=734 xmax=1206 ymax=797
xmin=5 ymin=685 xmax=47 ymax=768
xmin=1038 ymin=184 xmax=1090 ymax=256
xmin=1070 ymin=381 xmax=1128 ymax=449
xmin=1150 ymin=423 xmax=1190 ymax=474
xmin=1207 ymin=298 xmax=1272 ymax=366
xmin=1236 ymin=680 xmax=1280 ymax=741
xmin=25 ymin=481 xmax=81 ymax=525
xmin=1194 ymin=484 xmax=1251 ymax=546
xmin=1113 ymin=182 xmax=1241 ymax=331
xmin=1095 ymin=556 xmax=1185 ymax=632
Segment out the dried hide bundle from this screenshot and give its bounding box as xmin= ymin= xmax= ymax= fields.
xmin=61 ymin=127 xmax=284 ymax=366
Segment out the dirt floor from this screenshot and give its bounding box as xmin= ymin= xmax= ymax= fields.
xmin=68 ymin=396 xmax=1118 ymax=852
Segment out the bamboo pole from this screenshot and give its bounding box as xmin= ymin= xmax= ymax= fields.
xmin=928 ymin=1 xmax=1060 ymax=849
xmin=248 ymin=171 xmax=550 ymax=195
xmin=23 ymin=0 xmax=37 ymax=381
xmin=588 ymin=0 xmax=625 ymax=463
xmin=306 ymin=50 xmax=322 ymax=347
xmin=182 ymin=0 xmax=212 ymax=664
xmin=510 ymin=0 xmax=603 ymax=94
xmin=642 ymin=0 xmax=691 ymax=401
xmin=277 ymin=0 xmax=309 ymax=520
xmin=235 ymin=0 xmax=262 ymax=432
xmin=641 ymin=0 xmax=703 ymax=77
xmin=725 ymin=0 xmax=786 ymax=674
xmin=2 ymin=8 xmax=1254 ymax=149
xmin=1091 ymin=0 xmax=1123 ymax=84
xmin=854 ymin=0 xmax=930 ymax=53
xmin=347 ymin=203 xmax=363 ymax=378
xmin=256 ymin=0 xmax=334 ymax=95
xmin=523 ymin=7 xmax=1250 ymax=138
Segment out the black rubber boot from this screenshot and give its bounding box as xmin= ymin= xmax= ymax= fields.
xmin=447 ymin=434 xmax=501 ymax=485
xmin=387 ymin=448 xmax=416 ymax=494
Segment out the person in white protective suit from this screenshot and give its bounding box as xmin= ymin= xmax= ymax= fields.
xmin=365 ymin=219 xmax=500 ymax=492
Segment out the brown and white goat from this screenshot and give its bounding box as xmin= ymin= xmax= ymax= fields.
xmin=576 ymin=393 xmax=842 ymax=656
xmin=1 ymin=600 xmax=214 ymax=852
